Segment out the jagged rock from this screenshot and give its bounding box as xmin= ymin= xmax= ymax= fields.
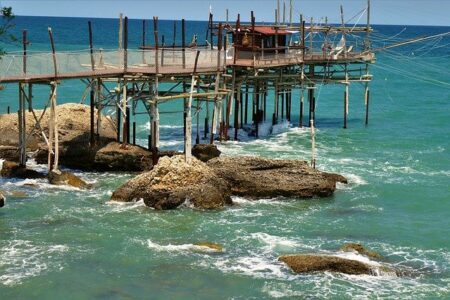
xmin=279 ymin=254 xmax=372 ymax=275
xmin=192 ymin=144 xmax=221 ymax=162
xmin=341 ymin=243 xmax=381 ymax=259
xmin=207 ymin=156 xmax=347 ymax=199
xmin=0 ymin=193 xmax=5 ymax=207
xmin=111 ymin=156 xmax=232 ymax=210
xmin=48 ymin=170 xmax=89 ymax=188
xmin=0 ymin=160 xmax=46 ymax=179
xmin=0 ymin=146 xmax=19 ymax=162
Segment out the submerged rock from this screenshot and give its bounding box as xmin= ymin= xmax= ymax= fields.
xmin=279 ymin=254 xmax=372 ymax=275
xmin=111 ymin=156 xmax=232 ymax=210
xmin=0 ymin=193 xmax=5 ymax=207
xmin=341 ymin=243 xmax=381 ymax=259
xmin=192 ymin=144 xmax=221 ymax=162
xmin=194 ymin=242 xmax=224 ymax=252
xmin=48 ymin=170 xmax=89 ymax=188
xmin=0 ymin=160 xmax=46 ymax=179
xmin=207 ymin=156 xmax=347 ymax=199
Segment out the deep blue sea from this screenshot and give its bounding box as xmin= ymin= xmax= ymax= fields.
xmin=0 ymin=16 xmax=449 ymax=299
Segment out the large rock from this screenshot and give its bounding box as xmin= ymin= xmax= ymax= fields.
xmin=93 ymin=142 xmax=153 ymax=171
xmin=0 ymin=193 xmax=5 ymax=207
xmin=48 ymin=170 xmax=90 ymax=188
xmin=0 ymin=146 xmax=19 ymax=162
xmin=192 ymin=144 xmax=221 ymax=162
xmin=0 ymin=103 xmax=116 ymax=150
xmin=0 ymin=160 xmax=46 ymax=179
xmin=0 ymin=103 xmax=116 ymax=170
xmin=111 ymin=156 xmax=232 ymax=209
xmin=207 ymin=156 xmax=347 ymax=199
xmin=279 ymin=254 xmax=373 ymax=275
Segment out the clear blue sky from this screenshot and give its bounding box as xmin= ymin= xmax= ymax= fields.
xmin=2 ymin=0 xmax=450 ymax=26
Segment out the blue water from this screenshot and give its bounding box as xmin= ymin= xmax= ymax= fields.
xmin=1 ymin=16 xmax=449 ymax=299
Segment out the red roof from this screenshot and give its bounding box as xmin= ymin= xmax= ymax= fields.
xmin=247 ymin=26 xmax=291 ymax=35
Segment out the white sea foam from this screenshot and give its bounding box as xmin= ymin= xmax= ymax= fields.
xmin=251 ymin=232 xmax=299 ymax=251
xmin=145 ymin=239 xmax=222 ymax=253
xmin=0 ymin=240 xmax=69 ymax=286
xmin=212 ymin=255 xmax=290 ymax=280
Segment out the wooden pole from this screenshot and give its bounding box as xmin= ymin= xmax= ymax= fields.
xmin=299 ymin=87 xmax=304 ymax=127
xmin=185 ymin=51 xmax=200 ymax=163
xmin=18 ymin=83 xmax=26 ymax=167
xmin=88 ymin=21 xmax=95 ymax=71
xmin=124 ymin=17 xmax=128 ymax=70
xmin=133 ymin=121 xmax=136 ymax=145
xmin=172 ymin=20 xmax=176 ymax=48
xmin=309 ymin=17 xmax=313 ymax=54
xmin=153 ymin=16 xmax=159 ymax=73
xmin=90 ymin=89 xmax=95 ymax=147
xmin=289 ymin=0 xmax=293 ymax=26
xmin=48 ymin=27 xmax=58 ymax=78
xmin=122 ymin=80 xmax=128 ymax=145
xmin=234 ymin=84 xmax=240 ymax=140
xmin=182 ymin=19 xmax=186 ymax=69
xmin=142 ymin=19 xmax=146 ymax=48
xmin=244 ymin=85 xmax=249 ymax=125
xmin=365 ymin=88 xmax=370 ymax=126
xmin=22 ymin=30 xmax=27 ymax=75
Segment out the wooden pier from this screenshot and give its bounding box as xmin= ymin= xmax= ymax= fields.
xmin=0 ymin=1 xmax=377 ymax=172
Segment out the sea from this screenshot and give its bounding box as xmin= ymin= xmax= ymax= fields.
xmin=0 ymin=16 xmax=449 ymax=299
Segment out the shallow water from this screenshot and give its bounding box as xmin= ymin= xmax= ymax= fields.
xmin=1 ymin=17 xmax=450 ymax=298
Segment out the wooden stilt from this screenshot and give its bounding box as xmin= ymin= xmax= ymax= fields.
xmin=90 ymin=89 xmax=95 ymax=147
xmin=185 ymin=51 xmax=200 ymax=163
xmin=299 ymin=87 xmax=304 ymax=127
xmin=244 ymin=85 xmax=249 ymax=125
xmin=18 ymin=83 xmax=26 ymax=167
xmin=234 ymin=84 xmax=240 ymax=140
xmin=365 ymin=87 xmax=370 ymax=126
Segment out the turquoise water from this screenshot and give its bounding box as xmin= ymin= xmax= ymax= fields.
xmin=1 ymin=17 xmax=450 ymax=298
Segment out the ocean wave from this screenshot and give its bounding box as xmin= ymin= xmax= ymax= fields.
xmin=0 ymin=240 xmax=69 ymax=286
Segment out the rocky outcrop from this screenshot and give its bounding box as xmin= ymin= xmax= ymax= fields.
xmin=93 ymin=142 xmax=153 ymax=172
xmin=0 ymin=103 xmax=116 ymax=150
xmin=48 ymin=170 xmax=90 ymax=188
xmin=192 ymin=144 xmax=221 ymax=162
xmin=0 ymin=146 xmax=19 ymax=162
xmin=279 ymin=254 xmax=373 ymax=275
xmin=0 ymin=193 xmax=5 ymax=207
xmin=111 ymin=156 xmax=232 ymax=209
xmin=0 ymin=160 xmax=46 ymax=179
xmin=1 ymin=103 xmax=117 ymax=170
xmin=207 ymin=156 xmax=347 ymax=199
xmin=341 ymin=243 xmax=381 ymax=259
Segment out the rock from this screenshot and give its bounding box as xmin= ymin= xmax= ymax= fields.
xmin=0 ymin=146 xmax=19 ymax=162
xmin=111 ymin=156 xmax=232 ymax=210
xmin=192 ymin=144 xmax=221 ymax=162
xmin=48 ymin=170 xmax=89 ymax=188
xmin=0 ymin=103 xmax=117 ymax=170
xmin=279 ymin=254 xmax=372 ymax=275
xmin=207 ymin=156 xmax=346 ymax=199
xmin=0 ymin=193 xmax=5 ymax=207
xmin=0 ymin=190 xmax=28 ymax=198
xmin=93 ymin=142 xmax=153 ymax=172
xmin=341 ymin=243 xmax=381 ymax=259
xmin=0 ymin=103 xmax=116 ymax=151
xmin=0 ymin=160 xmax=46 ymax=179
xmin=194 ymin=242 xmax=224 ymax=252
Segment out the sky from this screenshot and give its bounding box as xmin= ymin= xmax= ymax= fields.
xmin=1 ymin=0 xmax=450 ymax=26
